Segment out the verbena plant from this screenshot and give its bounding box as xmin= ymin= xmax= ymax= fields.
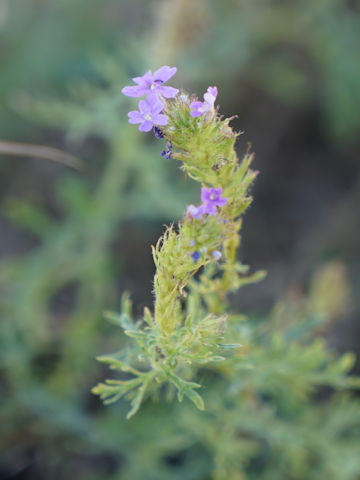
xmin=93 ymin=65 xmax=360 ymax=454
xmin=92 ymin=66 xmax=265 ymax=417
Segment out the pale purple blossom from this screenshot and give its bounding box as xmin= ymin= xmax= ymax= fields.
xmin=190 ymin=86 xmax=218 ymax=117
xmin=187 ymin=186 xmax=227 ymax=219
xmin=212 ymin=250 xmax=222 ymax=261
xmin=122 ymin=66 xmax=179 ymax=99
xmin=127 ymin=96 xmax=168 ymax=132
xmin=187 ymin=204 xmax=206 ymax=219
xmin=201 ymin=187 xmax=227 ymax=215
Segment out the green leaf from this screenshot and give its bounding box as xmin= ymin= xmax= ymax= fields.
xmin=184 ymin=388 xmax=205 ymax=411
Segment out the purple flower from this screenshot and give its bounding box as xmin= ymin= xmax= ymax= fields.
xmin=122 ymin=66 xmax=179 ymax=99
xmin=201 ymin=187 xmax=227 ymax=215
xmin=190 ymin=86 xmax=218 ymax=117
xmin=212 ymin=250 xmax=222 ymax=261
xmin=128 ymin=96 xmax=168 ymax=132
xmin=187 ymin=204 xmax=206 ymax=219
xmin=191 ymin=251 xmax=201 ymax=263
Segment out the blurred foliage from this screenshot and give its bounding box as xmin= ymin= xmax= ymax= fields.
xmin=168 ymin=0 xmax=360 ymax=143
xmin=0 ymin=50 xmax=193 ymax=394
xmin=1 ymin=253 xmax=360 ymax=479
xmin=0 ymin=0 xmax=360 ymax=479
xmin=222 ymin=0 xmax=359 ymax=142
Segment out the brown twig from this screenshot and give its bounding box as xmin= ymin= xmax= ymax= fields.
xmin=0 ymin=140 xmax=83 ymax=170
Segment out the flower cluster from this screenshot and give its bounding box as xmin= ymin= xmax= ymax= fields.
xmin=123 ymin=68 xmax=227 ymax=265
xmin=122 ymin=66 xmax=178 ymax=132
xmin=187 ymin=187 xmax=227 ymax=219
xmin=190 ymin=86 xmax=218 ymax=118
xmin=190 ymin=246 xmax=222 ymax=264
xmin=123 ymin=69 xmax=219 ymax=131
xmin=187 ymin=187 xmax=227 ymax=263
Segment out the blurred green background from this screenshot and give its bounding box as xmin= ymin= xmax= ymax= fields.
xmin=1 ymin=1 xmax=360 ymax=479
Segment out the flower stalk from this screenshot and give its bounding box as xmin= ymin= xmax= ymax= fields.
xmin=92 ymin=67 xmax=266 ymax=417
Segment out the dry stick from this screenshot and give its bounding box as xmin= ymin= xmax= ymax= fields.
xmin=0 ymin=140 xmax=83 ymax=170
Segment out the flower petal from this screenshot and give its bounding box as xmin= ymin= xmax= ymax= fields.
xmin=122 ymin=85 xmax=148 ymax=97
xmin=205 ymin=204 xmax=217 ymax=215
xmin=190 ymin=101 xmax=203 ymax=109
xmin=139 ymin=120 xmax=153 ymax=132
xmin=190 ymin=110 xmax=203 ymax=118
xmin=157 ymin=85 xmax=179 ymax=98
xmin=187 ymin=205 xmax=198 ymax=217
xmin=190 ymin=101 xmax=206 ymax=117
xmin=138 ymin=99 xmax=151 ymax=114
xmin=187 ymin=204 xmax=206 ymax=219
xmin=146 ymin=92 xmax=160 ymax=103
xmin=132 ymin=70 xmax=152 ymax=85
xmin=128 ymin=110 xmax=143 ymax=124
xmin=153 ymin=66 xmax=177 ymax=82
xmin=153 ymin=102 xmax=166 ymax=115
xmin=146 ymin=95 xmax=165 ymax=113
xmin=153 ymin=114 xmax=168 ymax=126
xmin=217 ymin=197 xmax=228 ymax=206
xmin=207 ymin=86 xmax=218 ymax=98
xmin=201 ymin=188 xmax=211 ymax=203
xmin=204 ymin=92 xmax=216 ymax=106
